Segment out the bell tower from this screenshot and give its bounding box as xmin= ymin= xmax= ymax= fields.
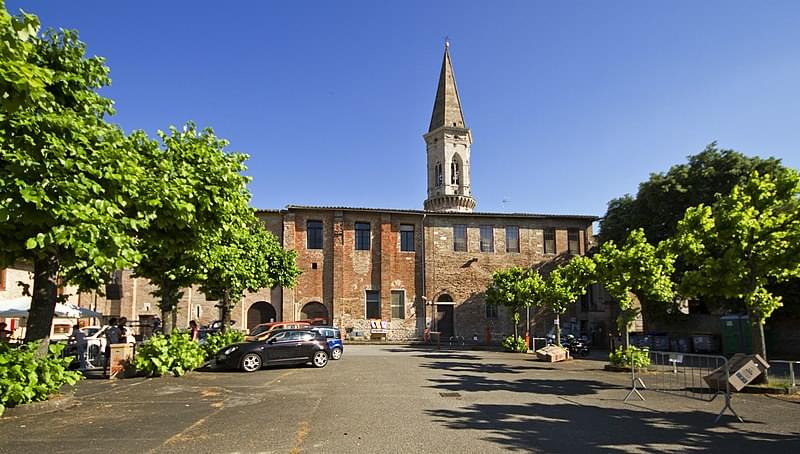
xmin=423 ymin=41 xmax=476 ymax=213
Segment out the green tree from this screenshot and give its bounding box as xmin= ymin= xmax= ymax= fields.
xmin=0 ymin=1 xmax=52 ymax=113
xmin=541 ymin=256 xmax=596 ymax=347
xmin=672 ymin=170 xmax=800 ymax=363
xmin=0 ymin=25 xmax=154 ymax=341
xmin=600 ymin=144 xmax=783 ymax=245
xmin=131 ymin=124 xmax=252 ymax=332
xmin=593 ymin=229 xmax=675 ymax=347
xmin=197 ymin=214 xmax=301 ymax=333
xmin=486 ymin=267 xmax=545 ymax=344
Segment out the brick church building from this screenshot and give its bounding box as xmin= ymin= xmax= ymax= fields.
xmin=2 ymin=44 xmax=603 ymax=343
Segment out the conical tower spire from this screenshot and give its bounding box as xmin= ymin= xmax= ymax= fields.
xmin=423 ymin=41 xmax=476 ymax=213
xmin=429 ymin=40 xmax=466 ymax=132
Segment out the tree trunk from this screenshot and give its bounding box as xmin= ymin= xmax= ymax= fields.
xmin=170 ymin=307 xmax=178 ymax=333
xmin=751 ymin=318 xmax=769 ymax=384
xmin=220 ymin=289 xmax=231 ymax=333
xmin=555 ymin=314 xmax=561 ymax=347
xmin=24 ymin=254 xmax=60 ymax=343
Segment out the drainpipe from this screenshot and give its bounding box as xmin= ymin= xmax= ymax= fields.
xmin=421 ymin=213 xmax=427 ymax=340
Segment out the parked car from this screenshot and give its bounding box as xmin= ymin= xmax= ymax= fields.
xmin=214 ymin=328 xmax=331 ymax=372
xmin=246 ymin=321 xmax=311 ymax=341
xmin=62 ymin=325 xmax=136 ymax=369
xmin=311 ymin=326 xmax=343 ymax=360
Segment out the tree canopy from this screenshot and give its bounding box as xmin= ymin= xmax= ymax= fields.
xmin=541 ymin=256 xmax=596 ymax=346
xmin=131 ymin=124 xmax=253 ymax=330
xmin=671 ymin=170 xmax=800 ymax=360
xmin=0 ymin=20 xmax=156 ymax=340
xmin=600 ymin=144 xmax=783 ymax=245
xmin=486 ymin=267 xmax=545 ymax=341
xmin=593 ymin=229 xmax=675 ymax=345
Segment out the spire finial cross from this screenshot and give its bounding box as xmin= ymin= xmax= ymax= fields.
xmin=445 ymin=36 xmax=450 ymax=49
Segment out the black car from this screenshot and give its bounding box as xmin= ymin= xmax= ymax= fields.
xmin=214 ymin=328 xmax=331 ymax=372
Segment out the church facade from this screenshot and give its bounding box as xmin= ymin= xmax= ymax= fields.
xmin=1 ymin=44 xmax=601 ymax=343
xmin=251 ymin=44 xmax=597 ymax=341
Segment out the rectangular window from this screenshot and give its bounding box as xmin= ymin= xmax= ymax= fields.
xmin=543 ymin=228 xmax=556 ymax=254
xmin=480 ymin=225 xmax=494 ymax=252
xmin=400 ymin=224 xmax=415 ymax=252
xmin=366 ymin=290 xmax=380 ymax=319
xmin=506 ymin=226 xmax=519 ymax=253
xmin=355 ymin=222 xmax=371 ymax=250
xmin=453 ymin=224 xmax=467 ymax=252
xmin=568 ymin=229 xmax=580 ymax=254
xmin=307 ymin=220 xmax=323 ymax=249
xmin=486 ymin=302 xmax=498 ymax=319
xmin=391 ymin=290 xmax=405 ymax=319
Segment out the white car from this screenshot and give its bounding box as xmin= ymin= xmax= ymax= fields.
xmin=63 ymin=325 xmax=135 ymax=369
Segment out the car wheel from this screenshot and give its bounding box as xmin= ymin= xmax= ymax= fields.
xmin=331 ymin=347 xmax=343 ymax=360
xmin=312 ymin=351 xmax=328 ymax=368
xmin=240 ymin=353 xmax=262 ymax=372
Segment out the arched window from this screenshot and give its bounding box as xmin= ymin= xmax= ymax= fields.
xmin=451 ymin=159 xmax=460 ymax=185
xmin=435 ymin=162 xmax=443 ymax=187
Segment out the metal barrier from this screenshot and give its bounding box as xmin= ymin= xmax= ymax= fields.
xmin=625 ymin=350 xmax=742 ymax=424
xmin=767 ymin=360 xmax=798 ymax=387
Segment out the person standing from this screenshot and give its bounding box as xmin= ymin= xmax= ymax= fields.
xmin=104 ymin=317 xmax=120 ymax=376
xmin=189 ymin=320 xmax=199 ymax=342
xmin=118 ymin=317 xmax=129 ymax=343
xmin=69 ymin=324 xmax=89 ymax=370
xmin=0 ymin=322 xmax=12 ymax=342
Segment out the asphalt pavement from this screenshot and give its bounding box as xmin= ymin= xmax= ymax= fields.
xmin=1 ymin=345 xmax=798 ymax=453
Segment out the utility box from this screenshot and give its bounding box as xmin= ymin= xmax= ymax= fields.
xmin=721 ymin=315 xmax=753 ymax=355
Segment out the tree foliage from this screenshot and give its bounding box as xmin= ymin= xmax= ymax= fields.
xmin=131 ymin=124 xmax=252 ymax=330
xmin=541 ymin=256 xmax=596 ymax=346
xmin=671 ymin=170 xmax=800 ymax=360
xmin=600 ymin=144 xmax=783 ymax=245
xmin=0 ymin=1 xmax=52 ymax=113
xmin=486 ymin=266 xmax=545 ymax=342
xmin=0 ymin=19 xmax=155 ymax=340
xmin=593 ymin=229 xmax=675 ymax=344
xmin=197 ymin=214 xmax=301 ymax=332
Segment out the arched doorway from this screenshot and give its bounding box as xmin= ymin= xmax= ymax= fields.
xmin=300 ymin=301 xmax=329 ymax=324
xmin=435 ymin=294 xmax=455 ymax=338
xmin=247 ymin=301 xmax=276 ymax=330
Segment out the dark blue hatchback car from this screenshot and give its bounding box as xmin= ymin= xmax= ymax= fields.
xmin=311 ymin=326 xmax=343 ymax=360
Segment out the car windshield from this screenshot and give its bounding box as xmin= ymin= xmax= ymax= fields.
xmin=249 ymin=325 xmax=269 ymax=337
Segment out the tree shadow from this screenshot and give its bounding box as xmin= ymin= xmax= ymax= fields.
xmin=428 ymin=374 xmax=621 ymax=396
xmin=423 ymin=360 xmax=541 ymax=374
xmin=426 ymin=402 xmax=800 ymax=451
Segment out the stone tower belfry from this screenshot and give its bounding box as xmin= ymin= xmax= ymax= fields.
xmin=423 ymin=41 xmax=476 ymax=213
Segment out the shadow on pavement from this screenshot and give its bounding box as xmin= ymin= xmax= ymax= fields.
xmin=429 ymin=374 xmax=621 ymax=396
xmin=426 ymin=402 xmax=800 ymax=451
xmin=422 ymin=360 xmax=543 ymax=374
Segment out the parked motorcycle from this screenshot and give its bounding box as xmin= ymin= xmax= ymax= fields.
xmin=565 ymin=334 xmax=591 ymax=357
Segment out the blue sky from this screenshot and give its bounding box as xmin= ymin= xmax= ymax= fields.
xmin=10 ymin=1 xmax=800 ymax=221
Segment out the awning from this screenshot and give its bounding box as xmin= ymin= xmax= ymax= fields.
xmin=0 ymin=297 xmax=103 ymax=318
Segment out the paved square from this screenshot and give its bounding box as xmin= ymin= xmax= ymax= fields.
xmin=1 ymin=345 xmax=798 ymax=453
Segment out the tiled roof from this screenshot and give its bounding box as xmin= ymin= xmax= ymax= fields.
xmin=264 ymin=204 xmax=597 ymax=221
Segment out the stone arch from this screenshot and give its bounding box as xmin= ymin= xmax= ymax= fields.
xmin=300 ymin=301 xmax=329 ymax=324
xmin=434 ymin=293 xmax=455 ymax=337
xmin=247 ymin=301 xmax=276 ymax=330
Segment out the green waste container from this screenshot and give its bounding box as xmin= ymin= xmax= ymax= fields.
xmin=720 ymin=315 xmax=752 ymax=355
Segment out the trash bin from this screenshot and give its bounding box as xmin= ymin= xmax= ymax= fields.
xmin=720 ymin=315 xmax=753 ymax=355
